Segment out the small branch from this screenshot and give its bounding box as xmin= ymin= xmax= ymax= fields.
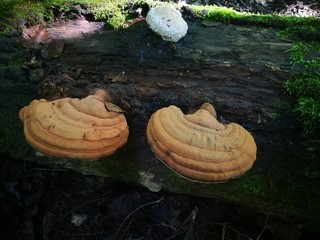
xmin=115 ymin=197 xmax=164 ymax=238
xmin=255 ymin=172 xmax=272 ymax=240
xmin=221 ymin=222 xmax=226 ymax=240
xmin=56 ymin=192 xmax=111 ymax=224
xmin=32 ymin=167 xmax=67 ymax=171
xmin=256 ymin=214 xmax=269 ymax=240
xmin=0 ymin=196 xmax=18 ymax=225
xmin=227 ymin=225 xmax=253 ymax=240
xmin=43 ymin=216 xmax=47 ymax=240
xmin=184 ymin=207 xmax=199 ymax=240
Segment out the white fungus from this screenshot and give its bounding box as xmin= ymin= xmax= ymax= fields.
xmin=146 ymin=6 xmax=188 ymax=42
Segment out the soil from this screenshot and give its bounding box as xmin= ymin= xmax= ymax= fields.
xmin=1 ymin=2 xmax=320 ymax=240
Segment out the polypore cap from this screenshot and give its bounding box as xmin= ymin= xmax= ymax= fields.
xmin=19 ymin=89 xmax=129 ymax=160
xmin=146 ymin=104 xmax=257 ymax=182
xmin=146 ymin=6 xmax=188 ymax=42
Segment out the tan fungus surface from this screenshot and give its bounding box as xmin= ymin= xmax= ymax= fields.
xmin=146 ymin=103 xmax=257 ymax=182
xmin=19 ymin=89 xmax=129 ymax=160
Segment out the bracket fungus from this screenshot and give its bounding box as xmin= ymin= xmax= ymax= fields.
xmin=19 ymin=89 xmax=129 ymax=160
xmin=146 ymin=103 xmax=257 ymax=182
xmin=146 ymin=6 xmax=188 ymax=42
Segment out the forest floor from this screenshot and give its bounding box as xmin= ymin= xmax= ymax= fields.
xmin=2 ymin=157 xmax=310 ymax=240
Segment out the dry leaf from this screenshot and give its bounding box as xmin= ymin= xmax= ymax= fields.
xmin=104 ymin=102 xmax=125 ymax=113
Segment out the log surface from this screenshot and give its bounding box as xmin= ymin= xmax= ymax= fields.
xmin=1 ymin=19 xmax=319 ymax=225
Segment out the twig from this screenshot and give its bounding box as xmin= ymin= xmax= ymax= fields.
xmin=43 ymin=216 xmax=46 ymax=240
xmin=184 ymin=207 xmax=199 ymax=240
xmin=227 ymin=225 xmax=253 ymax=240
xmin=61 ymin=231 xmax=107 ymax=237
xmin=167 ymin=206 xmax=200 ymax=240
xmin=221 ymin=222 xmax=226 ymax=240
xmin=179 ymin=206 xmax=199 ymax=228
xmin=166 ymin=231 xmax=186 ymax=240
xmin=190 ymin=221 xmax=233 ymax=240
xmin=115 ymin=197 xmax=164 ymax=238
xmin=32 ymin=167 xmax=67 ymax=172
xmin=117 ymin=215 xmax=136 ymax=239
xmin=201 ymin=229 xmax=232 ymax=240
xmin=255 ymin=172 xmax=272 ymax=240
xmin=256 ymin=214 xmax=269 ymax=240
xmin=0 ymin=196 xmax=18 ymax=224
xmin=56 ymin=192 xmax=111 ymax=224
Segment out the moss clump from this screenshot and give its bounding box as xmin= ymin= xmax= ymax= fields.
xmin=284 ymin=41 xmax=320 ymax=136
xmin=0 ymin=0 xmax=130 ymax=32
xmin=0 ymin=0 xmax=46 ymax=32
xmin=188 ymin=5 xmax=320 ymax=41
xmin=1 ymin=0 xmax=320 ymax=35
xmin=0 ymin=109 xmax=30 ymax=157
xmin=87 ymin=0 xmax=128 ymax=28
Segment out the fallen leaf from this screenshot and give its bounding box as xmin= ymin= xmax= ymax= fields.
xmin=104 ymin=102 xmax=125 ymax=113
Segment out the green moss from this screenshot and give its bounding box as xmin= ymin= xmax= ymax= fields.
xmin=2 ymin=0 xmax=320 ymax=34
xmin=154 ymin=159 xmax=320 ymax=225
xmin=284 ymin=41 xmax=320 ymax=135
xmin=7 ymin=58 xmax=24 ymax=68
xmin=0 ymin=109 xmax=30 ymax=157
xmin=0 ymin=0 xmax=130 ymax=32
xmin=47 ymin=0 xmax=130 ymax=28
xmin=87 ymin=0 xmax=128 ymax=28
xmin=0 ymin=0 xmax=46 ymax=31
xmin=278 ymin=25 xmax=319 ymax=41
xmin=302 ymin=153 xmax=320 ymax=179
xmin=275 ymin=176 xmax=320 ymax=222
xmin=190 ymin=5 xmax=320 ymax=27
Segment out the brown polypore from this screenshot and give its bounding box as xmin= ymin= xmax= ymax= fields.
xmin=146 ymin=103 xmax=257 ymax=182
xmin=19 ymin=89 xmax=129 ymax=160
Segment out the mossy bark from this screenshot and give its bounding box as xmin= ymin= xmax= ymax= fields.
xmin=1 ymin=20 xmax=319 ymax=230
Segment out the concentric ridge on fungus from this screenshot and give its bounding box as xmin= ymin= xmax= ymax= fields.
xmin=146 ymin=103 xmax=257 ymax=182
xmin=19 ymin=90 xmax=129 ymax=160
